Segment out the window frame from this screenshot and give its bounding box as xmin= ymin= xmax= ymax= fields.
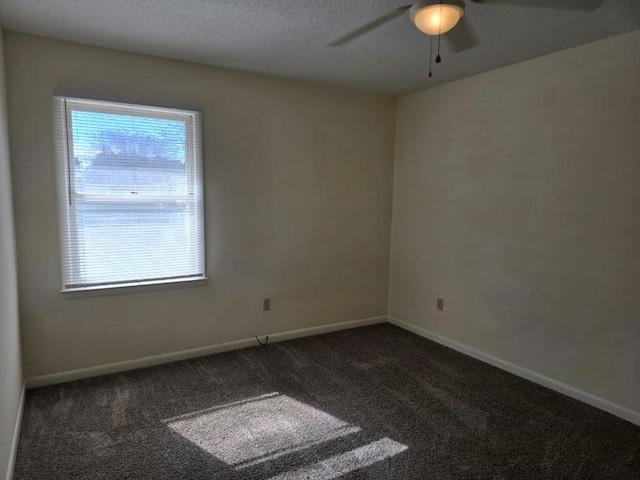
xmin=54 ymin=95 xmax=206 ymax=297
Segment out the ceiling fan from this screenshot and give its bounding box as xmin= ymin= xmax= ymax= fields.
xmin=330 ymin=0 xmax=605 ymax=54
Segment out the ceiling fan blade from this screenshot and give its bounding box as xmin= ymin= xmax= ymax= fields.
xmin=444 ymin=16 xmax=479 ymax=53
xmin=329 ymin=5 xmax=412 ymax=47
xmin=469 ymin=0 xmax=604 ymax=11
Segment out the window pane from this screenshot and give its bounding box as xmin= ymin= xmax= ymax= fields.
xmin=72 ymin=202 xmax=199 ymax=286
xmin=56 ymin=96 xmax=205 ymax=291
xmin=71 ymin=110 xmax=189 ymax=195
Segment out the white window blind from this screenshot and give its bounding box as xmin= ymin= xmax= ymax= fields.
xmin=54 ymin=96 xmax=205 ymax=292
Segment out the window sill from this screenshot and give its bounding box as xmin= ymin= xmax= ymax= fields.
xmin=61 ymin=277 xmax=207 ymax=300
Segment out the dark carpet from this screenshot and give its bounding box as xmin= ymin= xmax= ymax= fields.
xmin=14 ymin=323 xmax=640 ymax=479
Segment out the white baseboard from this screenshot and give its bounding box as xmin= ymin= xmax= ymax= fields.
xmin=6 ymin=382 xmax=25 ymax=480
xmin=388 ymin=316 xmax=640 ymax=427
xmin=25 ymin=316 xmax=387 ymax=389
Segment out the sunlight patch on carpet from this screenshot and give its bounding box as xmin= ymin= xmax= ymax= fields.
xmin=267 ymin=438 xmax=408 ymax=480
xmin=165 ymin=392 xmax=370 ymax=469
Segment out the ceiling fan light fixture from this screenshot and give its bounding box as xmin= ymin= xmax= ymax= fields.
xmin=410 ymin=0 xmax=465 ymax=36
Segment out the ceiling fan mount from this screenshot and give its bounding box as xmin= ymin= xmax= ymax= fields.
xmin=330 ymin=0 xmax=605 ymax=56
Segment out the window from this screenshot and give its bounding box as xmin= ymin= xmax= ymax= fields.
xmin=54 ymin=96 xmax=205 ymax=293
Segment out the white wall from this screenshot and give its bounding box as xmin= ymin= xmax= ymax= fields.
xmin=4 ymin=32 xmax=396 ymax=379
xmin=0 ymin=28 xmax=22 ymax=480
xmin=390 ymin=31 xmax=640 ymax=415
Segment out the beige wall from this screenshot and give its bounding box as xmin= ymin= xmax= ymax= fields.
xmin=390 ymin=31 xmax=640 ymax=413
xmin=0 ymin=29 xmax=22 ymax=479
xmin=5 ymin=32 xmax=396 ymax=378
xmin=5 ymin=27 xmax=638 ymax=419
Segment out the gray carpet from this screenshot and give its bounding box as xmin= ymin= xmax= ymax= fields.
xmin=14 ymin=323 xmax=640 ymax=479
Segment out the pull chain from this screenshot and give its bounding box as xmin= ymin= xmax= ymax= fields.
xmin=436 ymin=0 xmax=443 ymax=63
xmin=428 ymin=34 xmax=434 ymax=78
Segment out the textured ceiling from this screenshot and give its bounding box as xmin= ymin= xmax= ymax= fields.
xmin=0 ymin=0 xmax=638 ymax=95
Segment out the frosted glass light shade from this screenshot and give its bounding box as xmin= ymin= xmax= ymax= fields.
xmin=411 ymin=3 xmax=464 ymax=35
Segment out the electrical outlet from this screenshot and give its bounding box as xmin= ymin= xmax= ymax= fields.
xmin=437 ymin=298 xmax=444 ymax=311
xmin=263 ymin=298 xmax=271 ymax=311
